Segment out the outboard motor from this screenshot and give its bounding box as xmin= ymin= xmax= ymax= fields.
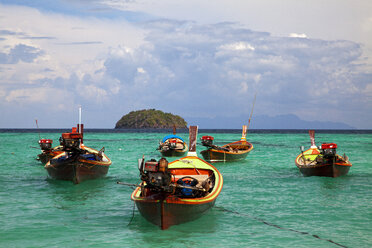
xmin=39 ymin=139 xmax=53 ymax=150
xmin=169 ymin=138 xmax=177 ymax=149
xmin=201 ymin=136 xmax=214 ymax=147
xmin=140 ymin=158 xmax=171 ymax=189
xmin=321 ymin=143 xmax=337 ymax=159
xmin=59 ymin=132 xmax=82 ymax=152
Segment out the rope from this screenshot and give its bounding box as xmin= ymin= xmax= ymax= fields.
xmin=214 ymin=206 xmax=348 ymax=248
xmin=127 ymin=201 xmax=136 ymax=226
xmin=180 ymin=159 xmax=201 ymax=175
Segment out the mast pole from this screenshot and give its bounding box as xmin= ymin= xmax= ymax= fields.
xmin=247 ymin=93 xmax=257 ymax=132
xmin=35 ymin=119 xmax=41 ymax=140
xmin=78 ymin=106 xmax=82 ymax=133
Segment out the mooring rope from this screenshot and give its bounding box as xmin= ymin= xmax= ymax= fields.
xmin=214 ymin=206 xmax=348 ymax=248
xmin=127 ymin=201 xmax=136 ymax=226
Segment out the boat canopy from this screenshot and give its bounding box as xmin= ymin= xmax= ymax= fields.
xmin=162 ymin=134 xmax=184 ymax=143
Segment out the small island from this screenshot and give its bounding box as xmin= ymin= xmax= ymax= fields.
xmin=115 ymin=109 xmax=187 ymax=129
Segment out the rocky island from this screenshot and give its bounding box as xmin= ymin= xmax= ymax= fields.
xmin=115 ymin=109 xmax=187 ymax=129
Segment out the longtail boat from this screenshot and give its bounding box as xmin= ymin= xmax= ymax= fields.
xmin=200 ymin=125 xmax=253 ymax=162
xmin=295 ymin=130 xmax=352 ymax=177
xmin=130 ymin=126 xmax=223 ymax=230
xmin=158 ymin=126 xmax=188 ymax=157
xmin=37 ymin=139 xmax=63 ymax=164
xmin=45 ymin=108 xmax=111 ymax=184
xmin=45 ymin=124 xmax=111 ymax=184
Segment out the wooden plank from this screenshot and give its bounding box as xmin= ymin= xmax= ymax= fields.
xmin=309 ymin=130 xmax=316 ymax=148
xmin=188 ymin=126 xmax=198 ymax=156
xmin=241 ymin=125 xmax=247 ymax=141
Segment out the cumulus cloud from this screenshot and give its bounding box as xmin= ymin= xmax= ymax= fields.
xmin=0 ymin=3 xmax=371 ymax=128
xmin=0 ymin=44 xmax=43 ymax=64
xmin=219 ymin=42 xmax=255 ymax=51
xmin=99 ymin=21 xmax=371 ymax=126
xmin=289 ymin=33 xmax=308 ymax=38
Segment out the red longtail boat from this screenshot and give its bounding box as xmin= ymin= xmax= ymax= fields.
xmin=130 ymin=126 xmax=223 ymax=229
xmin=295 ymin=130 xmax=352 ymax=177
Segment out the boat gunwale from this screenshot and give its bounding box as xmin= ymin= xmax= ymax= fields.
xmin=45 ymin=146 xmax=112 ymax=168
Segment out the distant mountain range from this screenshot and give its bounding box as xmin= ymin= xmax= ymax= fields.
xmin=186 ymin=114 xmax=355 ymax=129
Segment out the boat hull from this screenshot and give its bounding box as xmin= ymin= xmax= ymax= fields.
xmin=158 ymin=137 xmax=188 ymax=157
xmin=295 ymin=148 xmax=352 ymax=177
xmin=295 ymin=161 xmax=351 ymax=177
xmin=200 ymin=140 xmax=253 ymax=162
xmin=200 ymin=149 xmax=249 ymax=162
xmin=45 ymin=149 xmax=111 ymax=183
xmin=160 ymin=149 xmax=188 ymax=157
xmin=133 ymin=190 xmax=216 ymax=229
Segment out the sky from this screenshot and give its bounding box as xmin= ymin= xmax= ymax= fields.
xmin=0 ymin=0 xmax=371 ymax=129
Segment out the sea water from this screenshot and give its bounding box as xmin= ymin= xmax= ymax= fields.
xmin=0 ymin=130 xmax=371 ymax=248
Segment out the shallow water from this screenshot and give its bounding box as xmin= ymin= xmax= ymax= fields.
xmin=0 ymin=130 xmax=371 ymax=247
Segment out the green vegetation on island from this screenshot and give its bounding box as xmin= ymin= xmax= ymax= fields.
xmin=115 ymin=109 xmax=187 ymax=129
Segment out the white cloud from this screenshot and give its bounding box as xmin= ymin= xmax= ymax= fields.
xmin=137 ymin=67 xmax=146 ymax=73
xmin=5 ymin=87 xmax=68 ymax=104
xmin=219 ymin=42 xmax=255 ymax=51
xmin=289 ymin=33 xmax=307 ymax=38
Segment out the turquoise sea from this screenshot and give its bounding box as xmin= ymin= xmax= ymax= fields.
xmin=0 ymin=130 xmax=371 ymax=248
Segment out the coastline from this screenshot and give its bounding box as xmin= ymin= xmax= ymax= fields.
xmin=1 ymin=128 xmax=371 ymax=134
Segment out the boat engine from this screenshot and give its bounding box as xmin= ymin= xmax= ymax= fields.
xmin=59 ymin=132 xmax=82 ymax=152
xmin=169 ymin=139 xmax=177 ymax=149
xmin=39 ymin=139 xmax=53 ymax=150
xmin=201 ymin=136 xmax=214 ymax=147
xmin=321 ymin=143 xmax=337 ymax=159
xmin=139 ymin=158 xmax=172 ymax=190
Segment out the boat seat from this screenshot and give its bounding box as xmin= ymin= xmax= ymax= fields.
xmin=81 ymin=154 xmax=96 ymax=160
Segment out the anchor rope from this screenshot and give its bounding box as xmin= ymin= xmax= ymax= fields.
xmin=214 ymin=206 xmax=348 ymax=248
xmin=127 ymin=201 xmax=136 ymax=226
